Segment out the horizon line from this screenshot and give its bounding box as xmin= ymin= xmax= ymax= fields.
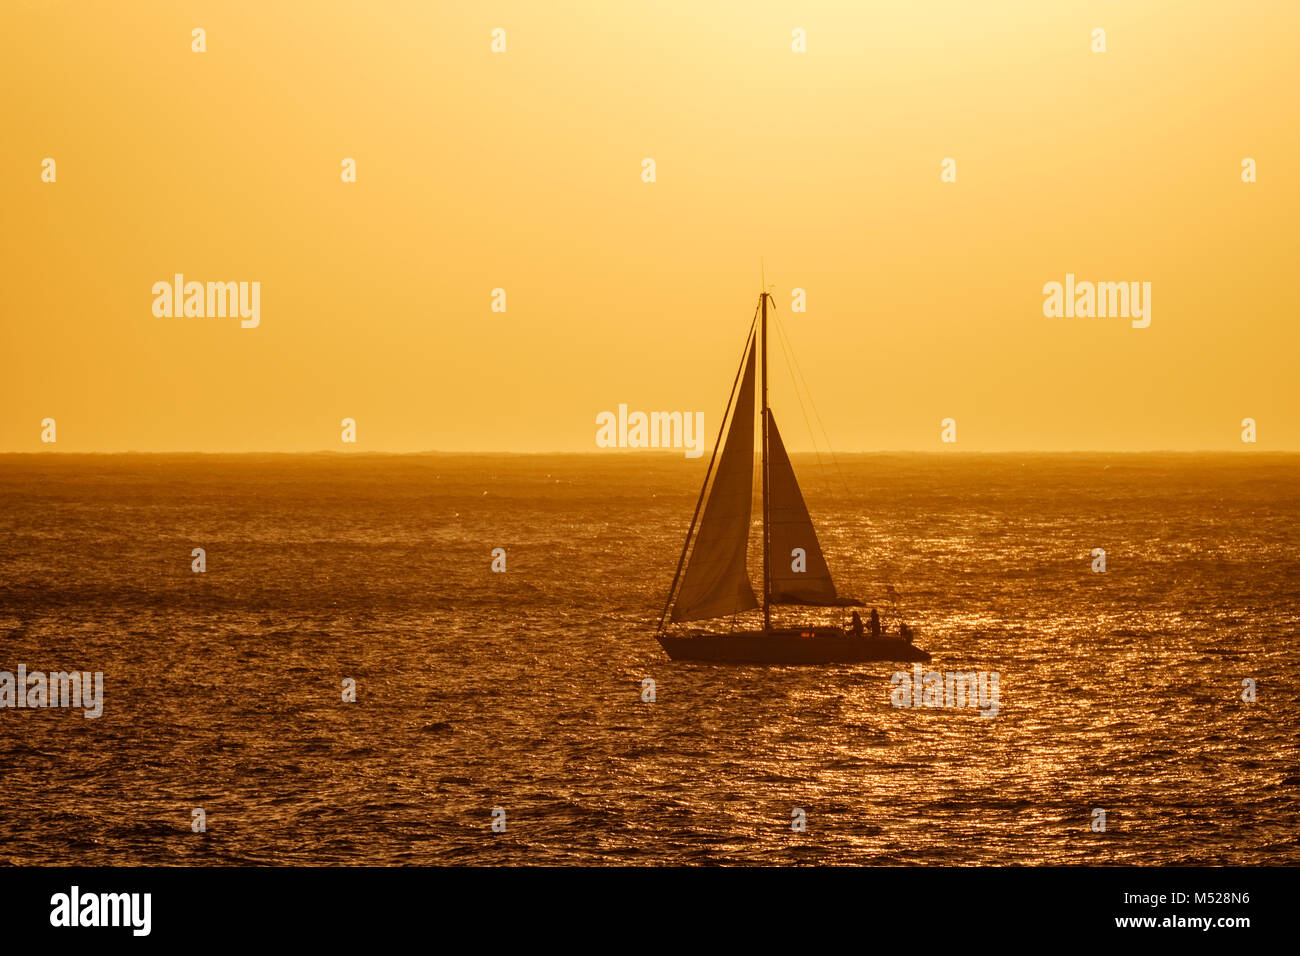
xmin=1 ymin=448 xmax=1294 ymax=457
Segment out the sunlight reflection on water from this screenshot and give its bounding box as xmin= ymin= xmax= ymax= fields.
xmin=0 ymin=452 xmax=1296 ymax=864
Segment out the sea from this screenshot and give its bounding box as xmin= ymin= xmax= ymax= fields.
xmin=1 ymin=452 xmax=1296 ymax=865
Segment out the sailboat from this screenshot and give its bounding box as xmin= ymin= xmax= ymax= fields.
xmin=655 ymin=291 xmax=931 ymax=664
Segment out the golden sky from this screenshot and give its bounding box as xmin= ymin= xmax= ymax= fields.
xmin=3 ymin=1 xmax=1297 ymax=452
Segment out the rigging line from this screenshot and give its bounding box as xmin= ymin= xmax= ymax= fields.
xmin=772 ymin=311 xmax=824 ymax=472
xmin=656 ymin=306 xmax=760 ymax=635
xmin=777 ymin=317 xmax=846 ymax=494
xmin=771 ymin=309 xmax=822 ymax=464
xmin=767 ymin=298 xmax=854 ymax=500
xmin=768 ymin=298 xmax=901 ymax=605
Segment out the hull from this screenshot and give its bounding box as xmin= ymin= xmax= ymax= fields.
xmin=656 ymin=628 xmax=931 ymax=664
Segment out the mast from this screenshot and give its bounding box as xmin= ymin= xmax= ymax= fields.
xmin=760 ymin=290 xmax=771 ymax=633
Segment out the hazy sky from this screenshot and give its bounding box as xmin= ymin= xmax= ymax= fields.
xmin=3 ymin=1 xmax=1296 ymax=452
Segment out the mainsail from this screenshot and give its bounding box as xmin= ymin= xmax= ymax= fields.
xmin=766 ymin=414 xmax=842 ymax=605
xmin=670 ymin=339 xmax=760 ymax=623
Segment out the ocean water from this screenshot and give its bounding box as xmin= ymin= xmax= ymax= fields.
xmin=0 ymin=452 xmax=1296 ymax=866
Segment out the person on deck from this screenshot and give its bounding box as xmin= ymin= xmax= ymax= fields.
xmin=869 ymin=608 xmax=882 ymax=638
xmin=848 ymin=610 xmax=864 ymax=638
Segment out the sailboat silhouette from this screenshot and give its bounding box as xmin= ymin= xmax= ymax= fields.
xmin=655 ymin=291 xmax=931 ymax=664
